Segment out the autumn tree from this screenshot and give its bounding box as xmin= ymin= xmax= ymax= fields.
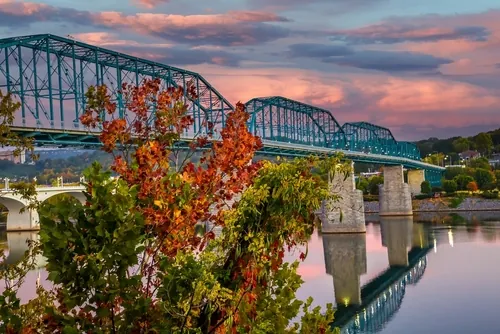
xmin=2 ymin=80 xmax=342 ymax=333
xmin=466 ymin=181 xmax=478 ymax=193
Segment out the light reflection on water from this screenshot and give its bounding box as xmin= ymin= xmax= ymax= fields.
xmin=2 ymin=211 xmax=500 ymax=333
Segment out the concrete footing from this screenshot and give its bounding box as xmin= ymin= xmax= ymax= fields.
xmin=379 ymin=165 xmax=413 ymax=216
xmin=320 ymin=163 xmax=366 ymax=234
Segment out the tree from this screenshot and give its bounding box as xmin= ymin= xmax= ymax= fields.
xmin=2 ymin=80 xmax=341 ymax=333
xmin=442 ymin=180 xmax=458 ymax=194
xmin=474 ymin=168 xmax=494 ymax=190
xmin=356 ymin=177 xmax=369 ymax=194
xmin=452 ymin=137 xmax=470 ymax=153
xmin=444 ymin=167 xmax=466 ymax=180
xmin=420 ymin=181 xmax=432 ymax=194
xmin=466 ymin=181 xmax=478 ymax=193
xmin=423 ymin=153 xmax=445 ymax=166
xmin=469 ymin=157 xmax=491 ymax=170
xmin=0 ymin=90 xmax=36 ymax=157
xmin=453 ymin=174 xmax=474 ymax=191
xmin=473 ymin=132 xmax=493 ymax=156
xmin=368 ymin=175 xmax=384 ymax=195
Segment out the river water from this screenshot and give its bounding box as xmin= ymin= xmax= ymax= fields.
xmin=2 ymin=211 xmax=500 ymax=333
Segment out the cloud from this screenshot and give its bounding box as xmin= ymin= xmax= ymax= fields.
xmin=133 ymin=0 xmax=169 ymax=8
xmin=73 ymin=32 xmax=244 ymax=67
xmin=0 ymin=1 xmax=291 ymax=46
xmin=330 ymin=23 xmax=490 ymax=44
xmin=247 ymin=0 xmax=382 ymax=13
xmin=0 ymin=0 xmax=89 ymax=26
xmin=288 ymin=43 xmax=353 ymax=58
xmin=183 ymin=65 xmax=500 ymax=140
xmin=322 ymin=50 xmax=453 ymax=72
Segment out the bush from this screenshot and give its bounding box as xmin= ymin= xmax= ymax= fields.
xmin=454 ymin=174 xmax=474 ymax=191
xmin=432 ymin=186 xmax=443 ymax=193
xmin=481 ymin=182 xmax=496 ymax=191
xmin=356 ymin=177 xmax=369 ymax=194
xmin=481 ymin=190 xmax=499 ymax=199
xmin=368 ymin=176 xmax=384 ymax=195
xmin=475 ymin=168 xmax=495 ymax=189
xmin=442 ymin=180 xmax=458 ymax=194
xmin=444 ymin=167 xmax=466 ymax=180
xmin=449 ymin=195 xmax=466 ymax=208
xmin=420 ymin=181 xmax=432 ymax=194
xmin=466 ymin=181 xmax=479 ymax=193
xmin=415 ymin=194 xmax=433 ymax=200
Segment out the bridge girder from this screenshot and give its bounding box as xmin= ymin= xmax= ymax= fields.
xmin=342 ymin=122 xmax=421 ymax=160
xmin=0 ymin=33 xmax=233 ymax=136
xmin=245 ymin=96 xmax=346 ymax=149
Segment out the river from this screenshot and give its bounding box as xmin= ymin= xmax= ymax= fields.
xmin=2 ymin=211 xmax=500 ymax=333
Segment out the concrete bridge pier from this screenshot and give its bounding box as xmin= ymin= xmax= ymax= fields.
xmin=0 ymin=197 xmax=40 ymax=231
xmin=380 ymin=216 xmax=413 ymax=267
xmin=322 ymin=233 xmax=367 ymax=306
xmin=379 ymin=165 xmax=413 ymax=216
xmin=407 ymin=169 xmax=426 ymax=195
xmin=321 ymin=162 xmax=366 ymax=233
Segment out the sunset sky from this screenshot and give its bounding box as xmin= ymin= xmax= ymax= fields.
xmin=1 ymin=0 xmax=500 ymax=140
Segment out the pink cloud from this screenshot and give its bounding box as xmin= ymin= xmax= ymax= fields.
xmin=187 ymin=65 xmax=500 ymax=134
xmin=132 ymin=0 xmax=169 ymax=9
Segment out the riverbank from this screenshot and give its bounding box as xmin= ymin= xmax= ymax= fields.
xmin=365 ymin=197 xmax=500 ymax=213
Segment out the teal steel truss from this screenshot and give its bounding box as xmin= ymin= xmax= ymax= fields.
xmin=0 ymin=34 xmax=444 ymax=183
xmin=342 ymin=122 xmax=420 ymax=160
xmin=0 ymin=34 xmax=233 ymax=137
xmin=245 ymin=96 xmax=346 ymax=149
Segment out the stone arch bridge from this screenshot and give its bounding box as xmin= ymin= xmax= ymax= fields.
xmin=0 ymin=186 xmax=85 ymax=231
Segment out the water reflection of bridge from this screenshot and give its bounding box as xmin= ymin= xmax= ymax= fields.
xmin=323 ymin=216 xmax=432 ymax=333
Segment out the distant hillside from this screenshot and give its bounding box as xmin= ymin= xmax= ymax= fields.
xmin=416 ymin=128 xmax=500 ymax=157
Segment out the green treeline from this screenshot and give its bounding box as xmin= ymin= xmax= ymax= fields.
xmin=0 ymin=151 xmax=112 ymax=184
xmin=416 ymin=128 xmax=500 ymax=158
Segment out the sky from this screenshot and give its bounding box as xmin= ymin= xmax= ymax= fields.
xmin=1 ymin=0 xmax=500 ymax=140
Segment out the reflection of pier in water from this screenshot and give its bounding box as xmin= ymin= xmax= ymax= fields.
xmin=323 ymin=216 xmax=432 ymax=333
xmin=0 ymin=231 xmax=46 ymax=268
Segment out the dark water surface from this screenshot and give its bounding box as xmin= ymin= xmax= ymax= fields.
xmin=2 ymin=211 xmax=500 ymax=333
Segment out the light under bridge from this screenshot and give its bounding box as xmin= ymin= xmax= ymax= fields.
xmin=0 ymin=34 xmax=444 ymax=186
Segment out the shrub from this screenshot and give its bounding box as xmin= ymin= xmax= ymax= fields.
xmin=481 ymin=182 xmax=496 ymax=191
xmin=475 ymin=168 xmax=495 ymax=189
xmin=368 ymin=176 xmax=384 ymax=195
xmin=420 ymin=181 xmax=432 ymax=194
xmin=449 ymin=195 xmax=466 ymax=208
xmin=466 ymin=181 xmax=478 ymax=193
xmin=415 ymin=194 xmax=433 ymax=200
xmin=481 ymin=190 xmax=499 ymax=199
xmin=444 ymin=167 xmax=466 ymax=180
xmin=432 ymin=186 xmax=443 ymax=193
xmin=454 ymin=174 xmax=474 ymax=191
xmin=442 ymin=180 xmax=458 ymax=194
xmin=356 ymin=177 xmax=369 ymax=194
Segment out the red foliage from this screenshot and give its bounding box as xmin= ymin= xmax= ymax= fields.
xmin=80 ymin=79 xmax=262 ymax=257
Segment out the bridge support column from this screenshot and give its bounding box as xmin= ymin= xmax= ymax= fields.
xmin=321 ymin=162 xmax=366 ymax=234
xmin=322 ymin=234 xmax=367 ymax=306
xmin=380 ymin=216 xmax=413 ymax=267
xmin=379 ymin=165 xmax=412 ymax=216
xmin=0 ymin=197 xmax=39 ymax=231
xmin=407 ymin=170 xmax=425 ymax=195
